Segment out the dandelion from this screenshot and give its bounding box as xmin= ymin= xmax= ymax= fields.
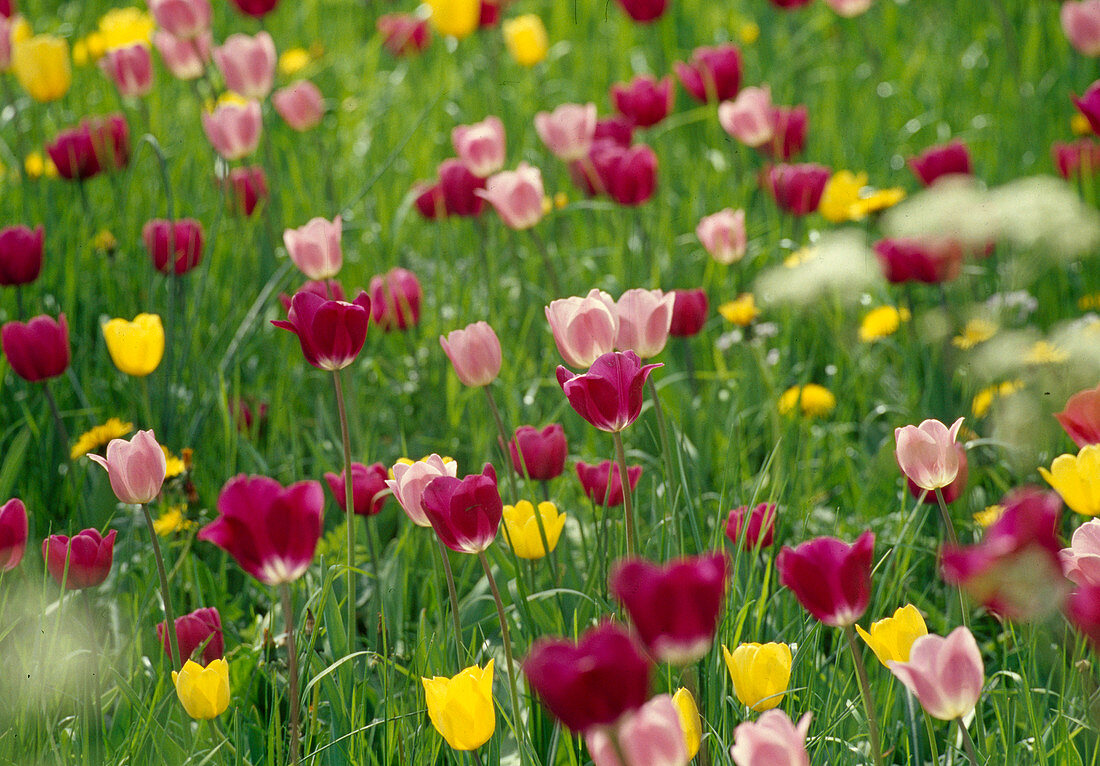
xmin=278 ymin=47 xmax=311 ymax=76
xmin=778 ymin=384 xmax=836 ymax=417
xmin=719 ymin=294 xmax=759 ymax=327
xmin=71 ymin=418 xmax=134 ymax=460
xmin=859 ymin=305 xmax=910 ymax=342
xmin=1025 ymin=340 xmax=1069 ymax=365
xmin=953 ymin=318 xmax=998 ymax=349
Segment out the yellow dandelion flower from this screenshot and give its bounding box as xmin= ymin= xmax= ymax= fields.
xmin=738 ymin=21 xmax=760 ymax=45
xmin=783 ymin=246 xmax=817 ymax=268
xmin=859 ymin=305 xmax=910 ymax=342
xmin=553 ymin=191 xmax=568 ymax=209
xmin=279 ymin=48 xmax=311 ymax=77
xmin=1073 ymin=113 xmax=1093 ymax=137
xmin=1078 ymin=293 xmax=1100 ymax=311
xmin=1026 ymin=341 xmax=1069 ymax=365
xmin=24 ymin=151 xmax=58 ymax=179
xmin=973 ymin=504 xmax=1005 ymax=527
xmin=778 ymin=384 xmax=836 ymax=418
xmin=93 ymin=229 xmax=118 ymax=253
xmin=952 ymin=318 xmax=998 ymax=350
xmin=719 ymin=293 xmax=759 ymax=327
xmin=71 ymin=418 xmax=134 ymax=460
xmin=153 ymin=506 xmax=193 ymax=536
xmin=161 ymin=446 xmax=186 ymax=479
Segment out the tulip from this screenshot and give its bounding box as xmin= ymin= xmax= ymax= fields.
xmin=534 ymin=103 xmax=597 ymax=162
xmin=142 ymin=219 xmax=204 ymax=275
xmin=377 ymin=13 xmax=431 ymax=56
xmin=413 ymin=181 xmax=446 ymax=219
xmin=763 ymin=163 xmax=831 ymax=215
xmin=614 ymin=288 xmax=674 ymax=359
xmin=1062 ymin=518 xmax=1100 ymax=587
xmin=760 ymin=105 xmax=808 ymax=161
xmin=228 ymin=0 xmax=278 ymax=18
xmin=0 ymin=2 xmax=11 ymax=20
xmin=722 ymin=642 xmax=793 ymax=712
xmin=777 ymin=530 xmax=874 ymax=627
xmin=198 ymin=474 xmax=324 ymax=585
xmin=603 ymin=144 xmax=658 ymax=206
xmin=426 ymin=0 xmax=480 ymax=39
xmin=675 ymin=44 xmax=742 ymax=103
xmin=1066 ymin=583 xmax=1100 ymax=649
xmin=611 ymin=75 xmax=673 ymax=128
xmin=101 ymin=314 xmax=165 ymax=377
xmin=99 ymin=42 xmax=153 ymax=98
xmin=272 ymin=290 xmax=371 ymax=370
xmin=172 ymin=658 xmax=230 ymax=719
xmin=503 ymin=14 xmax=548 ymax=67
xmin=158 ymin=606 xmax=223 ymax=665
xmin=1063 ymin=1 xmax=1100 ymax=56
xmin=586 ymin=694 xmax=688 ymax=766
xmin=502 ymin=500 xmax=566 ymax=559
xmin=770 ymin=0 xmax=814 ymax=7
xmin=479 ymin=0 xmax=500 ymax=26
xmin=0 ymin=15 xmax=28 ymax=74
xmin=283 ymin=216 xmax=341 ymax=281
xmin=1 ymin=314 xmax=70 ymax=382
xmin=87 ymin=429 xmax=167 ymax=504
xmin=12 ymin=34 xmax=70 ymax=102
xmin=873 ymin=237 xmax=963 ymax=284
xmin=0 ymin=224 xmax=43 ymax=286
xmin=509 ymin=424 xmax=567 ymax=480
xmin=153 ymin=30 xmax=212 ymax=80
xmin=725 ymin=503 xmax=777 ymax=551
xmin=47 ymin=114 xmax=130 ymax=180
xmin=201 ymin=99 xmax=262 ymax=161
xmin=825 ymin=0 xmax=874 ymax=17
xmin=440 ymin=321 xmax=502 ymax=387
xmin=369 ymin=267 xmax=422 ymax=331
xmin=613 ymin=0 xmax=668 ymax=22
xmin=718 ymin=86 xmax=775 ymax=148
xmin=387 ymin=454 xmax=459 ymax=527
xmin=669 ymin=289 xmax=708 ymax=337
xmin=1040 ymin=444 xmax=1100 ymax=516
xmin=908 ymin=443 xmax=968 ymax=504
xmin=855 ymin=604 xmax=928 ymax=667
xmin=477 ymin=163 xmax=545 ymax=229
xmin=557 ymin=350 xmax=661 ymax=433
xmin=894 ymin=417 xmax=964 ymax=492
xmin=696 ymin=208 xmax=747 ymax=264
xmin=887 ymin=627 xmax=984 ymax=721
xmin=908 ymin=140 xmax=972 ymax=186
xmin=324 ymin=462 xmax=390 ymax=516
xmin=42 ymin=528 xmax=117 ymax=589
xmin=0 ymin=498 xmax=27 ymax=571
xmin=730 ymin=710 xmax=812 ymax=766
xmin=421 ymin=464 xmax=502 ymax=554
xmin=148 ymin=0 xmax=212 ymax=39
xmin=452 ymin=116 xmax=506 ymax=178
xmin=576 ymin=460 xmax=642 ymax=506
xmin=545 ymin=289 xmax=619 ymax=368
xmin=272 ymin=80 xmax=325 ymax=131
xmin=279 ymin=280 xmax=345 ymax=311
xmin=439 ymin=158 xmax=488 ymax=217
xmin=611 ymin=552 xmax=728 ymax=664
xmin=213 ymin=32 xmax=276 ymax=100
xmin=523 ymin=622 xmax=651 ymax=732
xmin=672 ymin=688 xmax=701 ymax=760
xmin=1053 ymin=138 xmax=1100 ymax=179
xmin=422 ymin=661 xmax=495 ymax=750
xmin=225 ymin=165 xmax=268 ymax=216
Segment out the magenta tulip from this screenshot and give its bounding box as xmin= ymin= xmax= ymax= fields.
xmin=908 ymin=140 xmax=972 ymax=186
xmin=557 ymin=350 xmax=661 ymax=433
xmin=142 ymin=219 xmax=204 ymax=275
xmin=613 ymin=0 xmax=668 ymax=22
xmin=369 ymin=267 xmax=422 ymax=331
xmin=87 ymin=429 xmax=167 ymax=505
xmin=157 ymin=606 xmax=224 ymax=665
xmin=439 ymin=158 xmax=488 ymax=217
xmin=887 ymin=627 xmax=984 ymax=721
xmin=760 ymin=105 xmax=808 ymax=161
xmin=440 ymin=321 xmax=502 ymax=387
xmin=509 ymin=424 xmax=567 ymax=481
xmin=1053 ymin=138 xmax=1100 ymax=179
xmin=1066 ymin=584 xmax=1100 ymax=649
xmin=226 ymin=166 xmax=268 ymax=216
xmin=0 ymin=498 xmax=27 ymax=571
xmin=725 ymin=503 xmax=777 ymax=551
xmin=421 ymin=464 xmax=502 ymax=554
xmin=47 ymin=114 xmax=129 ymax=180
xmin=669 ymin=289 xmax=708 ymax=337
xmin=610 ymin=75 xmax=673 ymax=128
xmin=272 ymin=290 xmax=371 ymax=371
xmin=324 ymin=462 xmax=390 ymax=516
xmin=272 ymin=81 xmax=325 ymax=132
xmin=0 ymin=225 xmax=44 ymax=286
xmin=777 ymin=530 xmax=874 ymax=627
xmin=213 ymin=32 xmax=276 ymax=100
xmin=413 ymin=181 xmax=446 ymax=219
xmin=604 ymin=144 xmax=658 ymax=206
xmin=675 ymin=44 xmax=742 ymax=103
xmin=228 ymin=0 xmax=278 ymax=17
xmin=42 ymin=529 xmax=117 ymax=589
xmin=763 ymin=163 xmax=830 ymax=215
xmin=576 ymin=460 xmax=642 ymax=507
xmin=873 ymin=238 xmax=963 ymax=284
xmin=1 ymin=314 xmax=70 ymax=382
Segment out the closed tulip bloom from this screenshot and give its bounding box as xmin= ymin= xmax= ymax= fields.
xmin=273 ymin=290 xmax=371 ymax=370
xmin=509 ymin=424 xmax=567 ymax=480
xmin=1064 ymin=519 xmax=1100 ymax=588
xmin=0 ymin=224 xmax=43 ymax=286
xmin=558 ymin=350 xmax=662 ymax=433
xmin=2 ymin=314 xmax=70 ymax=382
xmin=672 ymin=688 xmax=701 ymax=760
xmin=226 ymin=165 xmax=268 ymax=216
xmin=369 ymin=267 xmax=422 ymax=331
xmin=722 ymin=642 xmax=793 ymax=712
xmin=1040 ymin=444 xmax=1100 ymax=516
xmin=669 ymin=289 xmax=708 ymax=337
xmin=523 ymin=622 xmax=651 ymax=732
xmin=730 ymin=710 xmax=811 ymax=766
xmin=272 ymin=80 xmax=324 ymax=131
xmin=99 ymin=42 xmax=153 ymax=97
xmin=324 ymin=462 xmax=390 ymax=516
xmin=908 ymin=140 xmax=972 ymax=186
xmin=0 ymin=498 xmax=27 ymax=571
xmin=148 ymin=0 xmax=212 ymax=39
xmin=387 ymin=455 xmax=459 ymax=527
xmin=546 ymin=289 xmax=619 ymax=368
xmin=12 ymin=34 xmax=70 ymax=102
xmin=426 ymin=0 xmax=480 ymax=39
xmin=719 ymin=86 xmax=775 ymax=148
xmin=1063 ymin=1 xmax=1100 ymax=56
xmin=47 ymin=114 xmax=130 ymax=180
xmin=535 ymin=103 xmax=597 ymax=162
xmin=874 ymin=237 xmax=963 ymax=284
xmin=770 ymin=0 xmax=814 ymax=7
xmin=284 ymin=216 xmax=342 ymax=280
xmin=614 ymin=288 xmax=674 ymax=358
xmin=760 ymin=105 xmax=808 ymax=161
xmin=503 ymin=14 xmax=548 ymax=66
xmin=725 ymin=503 xmax=777 ymax=551
xmin=1075 ymin=81 xmax=1100 ymax=135
xmin=101 ymin=314 xmax=165 ymax=377
xmin=825 ymin=0 xmax=874 ymax=16
xmin=414 ymin=181 xmax=447 ymax=219
xmin=604 ymin=144 xmax=658 ymax=206
xmin=229 ymin=0 xmax=278 ymax=17
xmin=172 ymin=658 xmax=230 ymax=720
xmin=895 ymin=417 xmax=965 ymax=492
xmin=763 ymin=163 xmax=831 ymax=215
xmin=611 ymin=75 xmax=673 ymax=128
xmin=611 ymin=552 xmax=729 ymax=664
xmin=452 ymin=116 xmax=505 ymax=178
xmin=440 ymin=321 xmax=502 ymax=387
xmin=1053 ymin=138 xmax=1100 ymax=179
xmin=87 ymin=429 xmax=167 ymax=504
xmin=42 ymin=528 xmax=117 ymax=589
xmin=439 ymin=158 xmax=488 ymax=217
xmin=199 ymin=475 xmax=324 ymax=585
xmin=201 ymin=99 xmax=262 ymax=161
xmin=478 ymin=163 xmax=544 ymax=229
xmin=613 ymin=0 xmax=668 ymax=22
xmin=479 ymin=0 xmax=500 ymax=26
xmin=213 ymin=32 xmax=275 ymax=100
xmin=153 ymin=30 xmax=211 ymax=80
xmin=908 ymin=443 xmax=968 ymax=504
xmin=421 ymin=464 xmax=502 ymax=554
xmin=423 ymin=662 xmax=496 ymax=751
xmin=377 ymin=13 xmax=431 ymax=56
xmin=158 ymin=606 xmax=224 ymax=665
xmin=887 ymin=627 xmax=983 ymax=721
xmin=675 ymin=44 xmax=742 ymax=103
xmin=142 ymin=218 xmax=204 ymax=275
xmin=777 ymin=530 xmax=874 ymax=626
xmin=576 ymin=460 xmax=642 ymax=507
xmin=586 ymin=694 xmax=688 ymax=766
xmin=697 ymin=208 xmax=747 ymax=264
xmin=502 ymin=500 xmax=566 ymax=559
xmin=855 ymin=604 xmax=928 ymax=666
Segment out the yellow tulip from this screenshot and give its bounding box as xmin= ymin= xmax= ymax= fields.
xmin=12 ymin=34 xmax=71 ymax=103
xmin=1040 ymin=445 xmax=1100 ymax=516
xmin=422 ymin=660 xmax=495 ymax=751
xmin=426 ymin=0 xmax=480 ymax=39
xmin=855 ymin=604 xmax=928 ymax=667
xmin=172 ymin=658 xmax=230 ymax=720
xmin=502 ymin=14 xmax=548 ymax=67
xmin=671 ymin=687 xmax=701 ymax=760
xmin=721 ymin=642 xmax=792 ymax=712
xmin=102 ymin=314 xmax=165 ymax=377
xmin=502 ymin=500 xmax=566 ymax=559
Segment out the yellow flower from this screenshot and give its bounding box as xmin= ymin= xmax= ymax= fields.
xmin=279 ymin=47 xmax=311 ymax=76
xmin=671 ymin=687 xmax=701 ymax=760
xmin=849 ymin=187 xmax=906 ymax=219
xmin=426 ymin=0 xmax=480 ymax=39
xmin=1039 ymin=445 xmax=1100 ymax=516
xmin=783 ymin=246 xmax=817 ymax=268
xmin=1080 ymin=293 xmax=1100 ymax=311
xmin=778 ymin=384 xmax=836 ymax=418
xmin=24 ymin=151 xmax=57 ymax=179
xmin=721 ymin=642 xmax=792 ymax=712
xmin=12 ymin=34 xmax=72 ymax=103
xmin=971 ymin=379 xmax=1023 ymax=418
xmin=96 ymin=7 xmax=154 ymax=52
xmin=1025 ymin=341 xmax=1068 ymax=365
xmin=153 ymin=506 xmax=193 ymax=536
xmin=72 ymin=38 xmax=91 ymax=67
xmin=83 ymin=31 xmax=107 ymax=62
xmin=162 ymin=446 xmax=186 ymax=479
xmin=854 ymin=604 xmax=927 ymax=667
xmin=952 ymin=318 xmax=998 ymax=350
xmin=973 ymin=504 xmax=1004 ymax=527
xmin=819 ymin=171 xmax=904 ymax=223
xmin=502 ymin=501 xmax=566 ymax=559
xmin=1073 ymin=112 xmax=1093 ymax=137
xmin=553 ymin=192 xmax=568 ymax=209
xmin=3 ymin=16 xmax=31 ymax=72
xmin=422 ymin=660 xmax=495 ymax=751
xmin=503 ymin=14 xmax=548 ymax=67
xmin=859 ymin=305 xmax=910 ymax=342
xmin=93 ymin=229 xmax=118 ymax=253
xmin=172 ymin=658 xmax=230 ymax=720
xmin=718 ymin=293 xmax=759 ymax=327
xmin=102 ymin=314 xmax=165 ymax=377
xmin=71 ymin=418 xmax=134 ymax=460
xmin=738 ymin=21 xmax=760 ymax=45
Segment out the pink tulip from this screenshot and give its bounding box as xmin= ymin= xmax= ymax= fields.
xmin=545 ymin=289 xmax=619 ymax=368
xmin=586 ymin=695 xmax=688 ymax=766
xmin=377 ymin=13 xmax=431 ymax=56
xmin=1075 ymin=81 xmax=1100 ymax=136
xmin=0 ymin=16 xmax=16 ymax=69
xmin=99 ymin=43 xmax=154 ymax=98
xmin=887 ymin=626 xmax=984 ymax=721
xmin=201 ymin=100 xmax=262 ymax=161
xmin=696 ymin=208 xmax=747 ymax=264
xmin=557 ymin=350 xmax=661 ymax=433
xmin=908 ymin=443 xmax=968 ymax=505
xmin=0 ymin=498 xmax=27 ymax=571
xmin=213 ymin=31 xmax=276 ymax=100
xmin=1053 ymin=138 xmax=1100 ymax=179
xmin=369 ymin=267 xmax=422 ymax=331
xmin=1056 ymin=384 xmax=1100 ymax=447
xmin=153 ymin=31 xmax=212 ymax=80
xmin=718 ymin=86 xmax=775 ymax=148
xmin=730 ymin=710 xmax=811 ymax=766
xmin=148 ymin=0 xmax=211 ymax=39
xmin=477 ymin=163 xmax=544 ymax=229
xmin=452 ymin=116 xmax=506 ymax=178
xmin=777 ymin=531 xmax=874 ymax=627
xmin=1061 ymin=519 xmax=1100 ymax=587
xmin=387 ymin=455 xmax=458 ymax=527
xmin=894 ymin=417 xmax=964 ymax=492
xmin=87 ymin=429 xmax=167 ymax=505
xmin=440 ymin=321 xmax=502 ymax=387
xmin=226 ymin=166 xmax=268 ymax=216
xmin=272 ymin=80 xmax=324 ymax=131
xmin=824 ymin=0 xmax=874 ymax=16
xmin=1063 ymin=0 xmax=1100 ymax=56
xmin=614 ymin=288 xmax=674 ymax=359
xmin=534 ymin=103 xmax=597 ymax=162
xmin=283 ymin=216 xmax=342 ymax=280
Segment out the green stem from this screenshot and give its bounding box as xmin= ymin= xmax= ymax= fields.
xmin=612 ymin=431 xmax=636 ymax=557
xmin=843 ymin=625 xmax=884 ymax=766
xmin=934 ymin=487 xmax=959 ymax=546
xmin=332 ymin=369 xmax=356 ymax=652
xmin=478 ymin=551 xmax=526 ymax=765
xmin=42 ymin=382 xmax=70 ymax=455
xmin=646 ymin=376 xmax=678 ymax=505
xmin=527 ymin=228 xmax=563 ymax=298
xmin=280 ymin=583 xmax=301 ymax=766
xmin=958 ymin=718 xmax=979 ymax=766
xmin=435 ymin=536 xmax=464 ymax=667
xmin=140 ymin=502 xmax=180 ymax=668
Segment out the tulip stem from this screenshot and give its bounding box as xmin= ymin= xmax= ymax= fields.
xmin=42 ymin=382 xmax=70 ymax=455
xmin=957 ymin=718 xmax=979 ymax=766
xmin=526 ymin=228 xmax=563 ymax=298
xmin=140 ymin=502 xmax=181 ymax=669
xmin=332 ymin=369 xmax=356 ymax=653
xmin=435 ymin=537 xmax=465 ymax=667
xmin=478 ymin=551 xmax=526 ymax=765
xmin=15 ymin=286 xmax=23 ymax=320
xmin=280 ymin=583 xmax=301 ymax=766
xmin=933 ymin=487 xmax=959 ymax=546
xmin=646 ymin=377 xmax=678 ymax=509
xmin=843 ymin=625 xmax=884 ymax=766
xmin=612 ymin=431 xmax=636 ymax=557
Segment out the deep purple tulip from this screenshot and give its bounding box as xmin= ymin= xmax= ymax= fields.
xmin=908 ymin=140 xmax=972 ymax=186
xmin=42 ymin=529 xmax=117 ymax=589
xmin=675 ymin=44 xmax=742 ymax=103
xmin=157 ymin=606 xmax=224 ymax=665
xmin=1 ymin=314 xmax=70 ymax=382
xmin=509 ymin=424 xmax=568 ymax=481
xmin=324 ymin=462 xmax=390 ymax=516
xmin=576 ymin=461 xmax=642 ymax=507
xmin=421 ymin=464 xmax=502 ymax=554
xmin=557 ymin=351 xmax=661 ymax=433
xmin=272 ymin=290 xmax=371 ymax=371
xmin=763 ymin=163 xmax=831 ymax=215
xmin=610 ymin=75 xmax=674 ymax=128
xmin=142 ymin=219 xmax=204 ymax=275
xmin=668 ymin=289 xmax=708 ymax=337
xmin=777 ymin=530 xmax=874 ymax=627
xmin=725 ymin=503 xmax=777 ymax=551
xmin=0 ymin=225 xmax=43 ymax=286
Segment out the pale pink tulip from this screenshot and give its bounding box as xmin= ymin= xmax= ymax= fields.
xmin=894 ymin=417 xmax=964 ymax=491
xmin=213 ymin=31 xmax=275 ymax=100
xmin=586 ymin=694 xmax=689 ymax=766
xmin=440 ymin=321 xmax=502 ymax=387
xmin=730 ymin=710 xmax=811 ymax=766
xmin=1062 ymin=519 xmax=1100 ymax=587
xmin=718 ymin=86 xmax=775 ymax=148
xmin=148 ymin=0 xmax=211 ymax=39
xmin=452 ymin=116 xmax=506 ymax=178
xmin=100 ymin=43 xmax=154 ymax=98
xmin=87 ymin=429 xmax=167 ymax=505
xmin=696 ymin=208 xmax=747 ymax=264
xmin=153 ymin=30 xmax=211 ymax=80
xmin=534 ymin=102 xmax=597 ymax=162
xmin=283 ymin=216 xmax=342 ymax=280
xmin=386 ymin=455 xmax=458 ymax=527
xmin=201 ymin=100 xmax=262 ymax=160
xmin=615 ymin=288 xmax=674 ymax=359
xmin=824 ymin=0 xmax=874 ymax=17
xmin=1063 ymin=0 xmax=1100 ymax=57
xmin=272 ymin=80 xmax=324 ymax=131
xmin=545 ymin=289 xmax=619 ymax=368
xmin=476 ymin=163 xmax=544 ymax=230
xmin=887 ymin=626 xmax=984 ymax=721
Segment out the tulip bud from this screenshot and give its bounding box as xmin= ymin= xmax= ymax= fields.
xmin=422 ymin=661 xmax=495 ymax=750
xmin=172 ymin=658 xmax=231 ymax=719
xmin=0 ymin=497 xmax=28 ymax=571
xmin=213 ymin=32 xmax=276 ymax=100
xmin=763 ymin=163 xmax=831 ymax=215
xmin=535 ymin=103 xmax=597 ymax=162
xmin=1063 ymin=0 xmax=1100 ymax=56
xmin=421 ymin=464 xmax=503 ymax=554
xmin=153 ymin=30 xmax=212 ymax=80
xmin=502 ymin=500 xmax=566 ymax=559
xmin=731 ymin=710 xmax=812 ymax=766
xmin=557 ymin=351 xmax=661 ymax=433
xmin=874 ymin=237 xmax=963 ymax=284
xmin=99 ymin=42 xmax=153 ymax=98
xmin=855 ymin=604 xmax=928 ymax=667
xmin=439 ymin=158 xmax=487 ymax=217
xmin=225 ymin=166 xmax=268 ymax=216
xmin=719 ymin=86 xmax=775 ymax=148
xmin=894 ymin=417 xmax=964 ymax=492
xmin=908 ymin=140 xmax=972 ymax=186
xmin=604 ymin=144 xmax=658 ymax=206
xmin=272 ymin=80 xmax=325 ymax=131
xmin=545 ymin=289 xmax=619 ymax=368
xmin=675 ymin=44 xmax=742 ymax=103
xmin=503 ymin=14 xmax=548 ymax=67
xmin=614 ymin=288 xmax=674 ymax=358
xmin=1 ymin=313 xmax=70 ymax=382
xmin=613 ymin=0 xmax=668 ymax=22
xmin=12 ymin=34 xmax=71 ymax=102
xmin=148 ymin=0 xmax=212 ymax=39
xmin=440 ymin=321 xmax=502 ymax=387
xmin=142 ymin=219 xmax=204 ymax=275
xmin=272 ymin=290 xmax=371 ymax=370
xmin=87 ymin=429 xmax=167 ymax=504
xmin=508 ymin=424 xmax=567 ymax=481
xmin=759 ymin=104 xmax=808 ymax=161
xmin=324 ymin=462 xmax=390 ymax=516
xmin=696 ymin=208 xmax=747 ymax=264
xmin=668 ymin=289 xmax=708 ymax=337
xmin=369 ymin=267 xmax=422 ymax=331
xmin=576 ymin=460 xmax=641 ymax=507
xmin=0 ymin=224 xmax=43 ymax=286
xmin=452 ymin=116 xmax=506 ymax=178
xmin=47 ymin=114 xmax=130 ymax=180
xmin=477 ymin=163 xmax=545 ymax=229
xmin=158 ymin=606 xmax=224 ymax=666
xmin=101 ymin=314 xmax=166 ymax=377
xmin=283 ymin=215 xmax=342 ymax=280
xmin=387 ymin=455 xmax=458 ymax=527
xmin=228 ymin=0 xmax=278 ymax=18
xmin=201 ymin=99 xmax=262 ymax=161
xmin=610 ymin=75 xmax=673 ymax=128
xmin=672 ymin=688 xmax=701 ymax=760
xmin=377 ymin=13 xmax=431 ymax=56
xmin=42 ymin=528 xmax=117 ymax=589
xmin=725 ymin=503 xmax=777 ymax=551
xmin=722 ymin=642 xmax=793 ymax=711
xmin=426 ymin=0 xmax=480 ymax=39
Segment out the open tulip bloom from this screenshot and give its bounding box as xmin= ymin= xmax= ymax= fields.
xmin=557 ymin=350 xmax=661 ymax=434
xmin=421 ymin=464 xmax=503 ymax=554
xmin=272 ymin=290 xmax=371 ymax=371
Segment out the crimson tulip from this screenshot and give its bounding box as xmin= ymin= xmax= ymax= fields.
xmin=1 ymin=313 xmax=70 ymax=382
xmin=272 ymin=290 xmax=371 ymax=371
xmin=421 ymin=464 xmax=502 ymax=554
xmin=324 ymin=462 xmax=390 ymax=516
xmin=777 ymin=530 xmax=874 ymax=627
xmin=42 ymin=528 xmax=117 ymax=589
xmin=557 ymin=351 xmax=661 ymax=433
